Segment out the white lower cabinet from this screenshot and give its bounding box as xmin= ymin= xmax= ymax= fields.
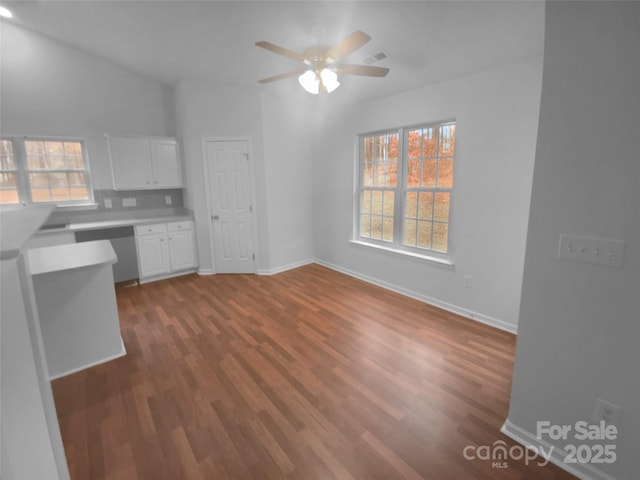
xmin=135 ymin=221 xmax=196 ymax=282
xmin=136 ymin=231 xmax=170 ymax=278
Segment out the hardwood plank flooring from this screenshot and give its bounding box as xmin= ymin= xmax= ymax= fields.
xmin=52 ymin=264 xmax=576 ymax=479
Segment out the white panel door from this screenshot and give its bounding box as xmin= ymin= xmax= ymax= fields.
xmin=205 ymin=140 xmax=255 ymax=274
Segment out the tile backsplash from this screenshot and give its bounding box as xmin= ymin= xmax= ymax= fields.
xmin=93 ymin=189 xmax=183 ymax=211
xmin=45 ymin=188 xmax=186 ymax=225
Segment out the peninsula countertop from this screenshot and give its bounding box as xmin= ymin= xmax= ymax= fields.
xmin=27 ymin=240 xmax=117 ymax=276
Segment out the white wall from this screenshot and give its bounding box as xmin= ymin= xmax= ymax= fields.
xmin=0 ymin=23 xmax=175 ymax=189
xmin=173 ymin=80 xmax=269 ymax=272
xmin=259 ymin=93 xmax=314 ymax=272
xmin=312 ymin=57 xmax=544 ymax=331
xmin=174 ymin=81 xmax=316 ymax=274
xmin=505 ymin=3 xmax=640 ymax=480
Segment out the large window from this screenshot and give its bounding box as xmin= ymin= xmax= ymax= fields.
xmin=357 ymin=121 xmax=456 ymax=255
xmin=0 ymin=137 xmax=93 ymax=206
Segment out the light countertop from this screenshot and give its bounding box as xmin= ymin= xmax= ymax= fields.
xmin=68 ymin=214 xmax=193 ymax=232
xmin=27 ymin=240 xmax=117 ymax=275
xmin=34 ymin=208 xmax=194 ymax=234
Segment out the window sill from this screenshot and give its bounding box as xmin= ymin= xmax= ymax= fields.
xmin=349 ymin=240 xmax=454 ymax=268
xmin=54 ymin=203 xmax=99 ymax=212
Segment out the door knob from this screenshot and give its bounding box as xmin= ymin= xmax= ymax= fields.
xmin=212 ymin=215 xmax=219 ymax=220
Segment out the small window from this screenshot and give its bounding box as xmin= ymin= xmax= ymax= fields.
xmin=0 ymin=137 xmax=94 ymax=206
xmin=357 ymin=121 xmax=456 ymax=255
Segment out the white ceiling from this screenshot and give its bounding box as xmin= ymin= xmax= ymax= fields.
xmin=3 ymin=0 xmax=545 ymax=105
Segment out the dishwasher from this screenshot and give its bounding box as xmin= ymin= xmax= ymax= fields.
xmin=75 ymin=226 xmax=139 ymax=283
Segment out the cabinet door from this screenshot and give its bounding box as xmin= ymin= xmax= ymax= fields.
xmin=109 ymin=137 xmax=153 ymax=189
xmin=168 ymin=230 xmax=196 ymax=271
xmin=151 ymin=140 xmax=183 ymax=188
xmin=136 ymin=233 xmax=170 ymax=278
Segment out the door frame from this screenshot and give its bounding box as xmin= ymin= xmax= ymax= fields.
xmin=201 ymin=136 xmax=259 ymax=274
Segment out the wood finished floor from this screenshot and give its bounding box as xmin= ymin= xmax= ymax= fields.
xmin=52 ymin=264 xmax=576 ymax=480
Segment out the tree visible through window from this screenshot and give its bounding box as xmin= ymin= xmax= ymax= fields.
xmin=0 ymin=140 xmax=19 ymax=204
xmin=0 ymin=137 xmax=93 ymax=206
xmin=26 ymin=140 xmax=90 ymax=203
xmin=360 ymin=132 xmax=398 ymax=242
xmin=357 ymin=121 xmax=456 ymax=254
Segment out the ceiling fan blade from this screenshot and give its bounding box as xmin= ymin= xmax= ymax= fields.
xmin=326 ymin=31 xmax=371 ymax=61
xmin=257 ymin=69 xmax=307 ymax=84
xmin=335 ymin=64 xmax=390 ymax=77
xmin=255 ymin=41 xmax=306 ymax=63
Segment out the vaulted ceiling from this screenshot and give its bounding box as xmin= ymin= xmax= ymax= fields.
xmin=3 ymin=1 xmax=545 ymax=105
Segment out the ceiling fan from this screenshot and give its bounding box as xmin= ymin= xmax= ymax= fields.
xmin=255 ymin=31 xmax=389 ymax=95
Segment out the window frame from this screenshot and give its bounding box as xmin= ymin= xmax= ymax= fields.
xmin=357 ymin=128 xmax=403 ymax=245
xmin=0 ymin=139 xmax=20 ymax=205
xmin=354 ymin=119 xmax=456 ymax=260
xmin=0 ymin=136 xmax=95 ymax=208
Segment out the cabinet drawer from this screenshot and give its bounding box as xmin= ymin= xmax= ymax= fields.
xmin=135 ymin=224 xmax=167 ymax=236
xmin=167 ymin=221 xmax=192 ymax=232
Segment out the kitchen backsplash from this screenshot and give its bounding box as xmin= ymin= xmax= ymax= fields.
xmin=93 ymin=189 xmax=183 ymax=211
xmin=45 ymin=188 xmax=185 ymax=224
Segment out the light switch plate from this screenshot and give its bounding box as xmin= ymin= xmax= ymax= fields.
xmin=165 ymin=196 xmax=172 ymax=205
xmin=122 ymin=198 xmax=137 ymax=207
xmin=104 ymin=198 xmax=112 ymax=209
xmin=558 ymin=234 xmax=625 ymax=268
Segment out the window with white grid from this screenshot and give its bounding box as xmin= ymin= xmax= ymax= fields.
xmin=0 ymin=137 xmax=94 ymax=206
xmin=357 ymin=121 xmax=456 ymax=255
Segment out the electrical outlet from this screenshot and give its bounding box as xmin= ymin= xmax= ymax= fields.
xmin=104 ymin=198 xmax=112 ymax=209
xmin=558 ymin=234 xmax=625 ymax=268
xmin=165 ymin=196 xmax=172 ymax=205
xmin=594 ymin=399 xmax=620 ymax=426
xmin=122 ymin=198 xmax=137 ymax=207
xmin=463 ymin=275 xmax=472 ymax=289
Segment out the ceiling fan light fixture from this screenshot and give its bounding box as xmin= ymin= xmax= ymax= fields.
xmin=320 ymin=68 xmax=340 ymax=93
xmin=0 ymin=6 xmax=13 ymax=18
xmin=298 ymin=68 xmax=340 ymax=95
xmin=298 ymin=70 xmax=320 ymax=94
xmin=257 ymin=31 xmax=384 ymax=93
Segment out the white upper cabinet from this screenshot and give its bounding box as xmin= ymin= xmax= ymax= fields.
xmin=151 ymin=140 xmax=183 ymax=188
xmin=109 ymin=137 xmax=151 ymax=189
xmin=108 ymin=135 xmax=183 ymax=190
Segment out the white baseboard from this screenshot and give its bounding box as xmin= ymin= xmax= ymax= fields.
xmin=257 ymin=258 xmax=315 ymax=276
xmin=49 ymin=337 xmax=127 ymax=380
xmin=197 ymin=268 xmax=214 ymax=275
xmin=501 ymin=419 xmax=620 ymax=480
xmin=313 ymin=258 xmax=518 ymax=334
xmin=138 ymin=269 xmax=197 ymax=284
